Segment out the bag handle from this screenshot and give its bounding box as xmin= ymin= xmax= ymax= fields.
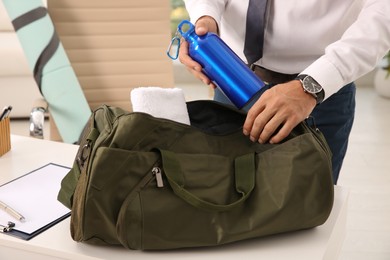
xmin=157 ymin=149 xmax=255 ymax=212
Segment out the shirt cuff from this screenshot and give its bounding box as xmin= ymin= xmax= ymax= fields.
xmin=301 ymin=57 xmax=345 ymax=100
xmin=186 ymin=3 xmax=223 ymax=31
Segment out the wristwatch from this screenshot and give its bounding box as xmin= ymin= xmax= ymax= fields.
xmin=296 ymin=74 xmax=325 ymax=105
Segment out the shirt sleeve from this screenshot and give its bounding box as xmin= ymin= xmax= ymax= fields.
xmin=184 ymin=0 xmax=228 ymax=30
xmin=302 ymin=0 xmax=390 ymax=99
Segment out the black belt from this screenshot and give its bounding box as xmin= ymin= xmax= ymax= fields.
xmin=250 ymin=65 xmax=298 ymax=85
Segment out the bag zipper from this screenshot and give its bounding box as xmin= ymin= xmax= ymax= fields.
xmin=152 ymin=166 xmax=164 ymax=188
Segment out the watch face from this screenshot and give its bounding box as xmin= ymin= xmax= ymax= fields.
xmin=303 ymin=77 xmax=322 ymax=94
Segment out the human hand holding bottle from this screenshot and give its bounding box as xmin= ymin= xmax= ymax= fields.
xmin=177 ymin=16 xmax=317 ymax=145
xmin=178 ymin=16 xmax=218 ymax=88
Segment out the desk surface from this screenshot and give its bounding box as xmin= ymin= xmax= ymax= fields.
xmin=0 ymin=135 xmax=349 ymax=260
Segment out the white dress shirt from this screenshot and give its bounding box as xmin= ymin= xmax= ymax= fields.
xmin=184 ymin=0 xmax=390 ymax=99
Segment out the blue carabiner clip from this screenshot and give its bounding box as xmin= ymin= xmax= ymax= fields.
xmin=167 ymin=30 xmax=181 ymax=60
xmin=167 ymin=20 xmax=196 ymax=60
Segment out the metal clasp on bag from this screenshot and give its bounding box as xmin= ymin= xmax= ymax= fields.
xmin=77 ymin=141 xmax=91 ymax=168
xmin=306 ymin=116 xmax=319 ymax=132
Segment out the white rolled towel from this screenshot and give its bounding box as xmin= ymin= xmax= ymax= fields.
xmin=130 ymin=87 xmax=190 ymax=125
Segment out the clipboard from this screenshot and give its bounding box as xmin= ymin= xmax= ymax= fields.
xmin=0 ymin=163 xmax=71 ymax=240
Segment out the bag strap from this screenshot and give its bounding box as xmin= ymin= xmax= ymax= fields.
xmin=158 ymin=149 xmax=255 ymax=212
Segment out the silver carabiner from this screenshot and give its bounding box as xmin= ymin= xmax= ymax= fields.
xmin=166 ymin=30 xmax=181 ymax=60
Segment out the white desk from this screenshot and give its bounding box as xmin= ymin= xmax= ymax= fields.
xmin=0 ymin=135 xmax=349 ymax=260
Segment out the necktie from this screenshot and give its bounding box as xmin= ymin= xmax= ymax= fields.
xmin=244 ymin=0 xmax=268 ymax=65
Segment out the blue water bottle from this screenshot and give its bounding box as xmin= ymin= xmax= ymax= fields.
xmin=168 ymin=20 xmax=265 ymax=109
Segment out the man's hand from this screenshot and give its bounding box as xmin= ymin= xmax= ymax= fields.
xmin=243 ymin=80 xmax=317 ymax=144
xmin=178 ymin=16 xmax=218 ymax=88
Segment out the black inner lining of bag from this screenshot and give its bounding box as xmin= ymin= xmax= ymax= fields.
xmin=186 ymin=101 xmax=246 ymax=135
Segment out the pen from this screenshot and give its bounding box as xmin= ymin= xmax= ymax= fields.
xmin=0 ymin=106 xmax=12 ymax=121
xmin=0 ymin=200 xmax=26 ymax=222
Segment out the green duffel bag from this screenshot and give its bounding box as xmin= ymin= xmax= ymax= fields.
xmin=58 ymin=100 xmax=334 ymax=250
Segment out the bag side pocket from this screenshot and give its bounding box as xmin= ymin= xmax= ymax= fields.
xmin=75 ymin=148 xmax=159 ymax=245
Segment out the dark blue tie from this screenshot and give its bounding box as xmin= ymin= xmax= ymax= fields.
xmin=244 ymin=0 xmax=268 ymax=65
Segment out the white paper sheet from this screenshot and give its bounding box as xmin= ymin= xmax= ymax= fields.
xmin=0 ymin=163 xmax=70 ymax=234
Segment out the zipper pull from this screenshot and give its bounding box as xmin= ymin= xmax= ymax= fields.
xmin=152 ymin=167 xmax=164 ymax=188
